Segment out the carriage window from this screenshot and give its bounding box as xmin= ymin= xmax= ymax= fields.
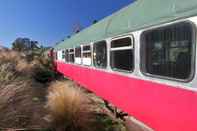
xmin=83 ymin=45 xmax=92 ymax=66
xmin=69 ymin=48 xmax=74 ymax=63
xmin=142 ymin=22 xmax=194 ymax=80
xmin=110 ymin=37 xmax=134 ymax=72
xmin=57 ymin=51 xmax=62 ymax=60
xmin=62 ymin=50 xmax=65 ymax=59
xmin=93 ymin=41 xmax=107 ymax=68
xmin=75 ymin=47 xmax=82 ymax=64
xmin=65 ymin=49 xmax=69 ymax=62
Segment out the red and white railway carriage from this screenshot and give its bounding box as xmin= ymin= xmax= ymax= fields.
xmin=51 ymin=0 xmax=197 ymax=130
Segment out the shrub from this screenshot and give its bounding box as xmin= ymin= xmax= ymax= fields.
xmin=34 ymin=68 xmax=55 ymax=83
xmin=46 ymin=81 xmax=93 ymax=131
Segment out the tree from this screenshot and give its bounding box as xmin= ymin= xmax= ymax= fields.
xmin=72 ymin=22 xmax=83 ymax=34
xmin=12 ymin=37 xmax=39 ymax=52
xmin=67 ymin=35 xmax=71 ymax=38
xmin=92 ymin=20 xmax=98 ymax=24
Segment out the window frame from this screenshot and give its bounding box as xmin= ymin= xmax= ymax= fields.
xmin=140 ymin=21 xmax=196 ymax=82
xmin=110 ymin=35 xmax=135 ymax=73
xmin=68 ymin=48 xmax=75 ymax=63
xmin=62 ymin=49 xmax=65 ymax=60
xmin=57 ymin=50 xmax=62 ymax=61
xmin=74 ymin=46 xmax=82 ymax=65
xmin=93 ymin=40 xmax=108 ymax=69
xmin=65 ymin=49 xmax=69 ymax=62
xmin=82 ymin=44 xmax=92 ymax=66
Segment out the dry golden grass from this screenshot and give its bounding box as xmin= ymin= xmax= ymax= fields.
xmin=15 ymin=59 xmax=36 ymax=75
xmin=0 ymin=50 xmax=28 ymax=82
xmin=46 ymin=81 xmax=93 ymax=131
xmin=0 ymin=50 xmax=24 ymax=64
xmin=0 ymin=50 xmax=126 ymax=131
xmin=0 ymin=50 xmax=52 ymax=81
xmin=0 ymin=63 xmax=17 ymax=83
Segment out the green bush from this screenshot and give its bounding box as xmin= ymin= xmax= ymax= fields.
xmin=34 ymin=68 xmax=55 ymax=83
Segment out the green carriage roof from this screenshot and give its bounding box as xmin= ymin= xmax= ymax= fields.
xmin=54 ymin=0 xmax=197 ymax=50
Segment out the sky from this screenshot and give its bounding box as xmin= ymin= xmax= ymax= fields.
xmin=0 ymin=0 xmax=133 ymax=48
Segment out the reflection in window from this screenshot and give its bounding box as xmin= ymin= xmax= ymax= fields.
xmin=65 ymin=49 xmax=69 ymax=62
xmin=93 ymin=41 xmax=107 ymax=68
xmin=62 ymin=50 xmax=65 ymax=59
xmin=110 ymin=37 xmax=134 ymax=72
xmin=75 ymin=47 xmax=82 ymax=64
xmin=82 ymin=45 xmax=92 ymax=66
xmin=142 ymin=22 xmax=193 ymax=80
xmin=69 ymin=49 xmax=74 ymax=63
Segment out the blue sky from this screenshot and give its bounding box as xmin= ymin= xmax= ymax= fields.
xmin=0 ymin=0 xmax=133 ymax=48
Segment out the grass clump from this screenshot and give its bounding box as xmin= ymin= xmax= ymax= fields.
xmin=45 ymin=81 xmax=126 ymax=131
xmin=0 ymin=50 xmax=32 ymax=83
xmin=46 ymin=81 xmax=93 ymax=131
xmin=0 ymin=50 xmax=24 ymax=65
xmin=0 ymin=50 xmax=21 ymax=83
xmin=0 ymin=63 xmax=17 ymax=83
xmin=0 ymin=49 xmax=56 ymax=83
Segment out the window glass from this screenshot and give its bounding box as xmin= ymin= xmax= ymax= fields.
xmin=111 ymin=37 xmax=134 ymax=72
xmin=111 ymin=37 xmax=132 ymax=48
xmin=75 ymin=47 xmax=82 ymax=64
xmin=83 ymin=45 xmax=91 ymax=51
xmin=82 ymin=45 xmax=92 ymax=66
xmin=70 ymin=49 xmax=74 ymax=52
xmin=65 ymin=49 xmax=69 ymax=62
xmin=142 ymin=22 xmax=194 ymax=80
xmin=69 ymin=48 xmax=74 ymax=63
xmin=62 ymin=50 xmax=65 ymax=59
xmin=93 ymin=41 xmax=107 ymax=68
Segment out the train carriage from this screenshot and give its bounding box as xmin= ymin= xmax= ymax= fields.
xmin=51 ymin=0 xmax=197 ymax=130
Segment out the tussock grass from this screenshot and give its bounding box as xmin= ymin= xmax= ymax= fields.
xmin=0 ymin=50 xmax=29 ymax=83
xmin=0 ymin=49 xmax=126 ymax=130
xmin=0 ymin=50 xmax=55 ymax=83
xmin=0 ymin=63 xmax=17 ymax=83
xmin=15 ymin=59 xmax=42 ymax=77
xmin=0 ymin=50 xmax=24 ymax=65
xmin=0 ymin=49 xmax=55 ymax=128
xmin=46 ymin=81 xmax=93 ymax=131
